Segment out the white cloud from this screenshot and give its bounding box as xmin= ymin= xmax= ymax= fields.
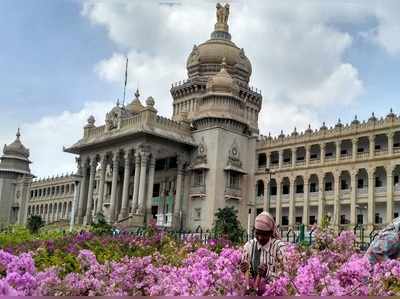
xmin=21 ymin=101 xmax=113 ymax=178
xmin=82 ymin=0 xmax=370 ymax=136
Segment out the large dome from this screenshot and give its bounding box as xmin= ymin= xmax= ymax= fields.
xmin=186 ymin=3 xmax=252 ymax=83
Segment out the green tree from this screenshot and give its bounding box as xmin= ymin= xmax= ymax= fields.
xmin=26 ymin=215 xmax=44 ymax=234
xmin=90 ymin=212 xmax=112 ymax=235
xmin=212 ymin=206 xmax=244 ymax=243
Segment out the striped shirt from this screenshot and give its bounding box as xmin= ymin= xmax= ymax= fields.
xmin=243 ymin=237 xmax=287 ymax=280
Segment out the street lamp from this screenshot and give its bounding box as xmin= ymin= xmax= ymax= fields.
xmin=264 ymin=168 xmax=275 ymax=213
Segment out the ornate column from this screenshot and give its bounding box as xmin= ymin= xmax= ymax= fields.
xmin=137 ymin=152 xmax=149 ymax=214
xmin=77 ymin=160 xmax=88 ymax=224
xmin=305 ymin=145 xmax=310 ymax=167
xmin=85 ymin=158 xmax=97 ymax=225
xmin=288 ymin=178 xmax=295 ymax=226
xmin=266 ymin=152 xmax=271 ymax=169
xmin=317 ymin=174 xmax=325 ymax=225
xmin=350 ymin=169 xmax=357 ymax=225
xmin=303 ymin=176 xmax=309 ymax=226
xmin=388 ymin=131 xmax=394 ymax=155
xmin=131 ymin=152 xmax=141 ymax=214
xmin=146 ymin=156 xmax=156 ymax=221
xmin=291 ymin=148 xmax=296 ymax=168
xmin=320 ymin=143 xmax=326 ymax=164
xmin=96 ymin=156 xmax=107 ymax=214
xmin=173 ymin=156 xmax=184 ymax=228
xmin=278 ymin=150 xmax=283 ymax=169
xmin=109 ymin=153 xmax=119 ymax=223
xmin=352 ymin=138 xmax=358 ymax=161
xmin=118 ymin=152 xmax=131 ymax=220
xmin=387 ymin=165 xmax=394 ymax=224
xmin=369 ymin=135 xmax=375 ymax=159
xmin=367 ymin=167 xmax=375 ymax=228
xmin=333 ymin=171 xmax=340 ymax=227
xmin=275 ymin=177 xmax=282 ymax=225
xmin=336 ymin=140 xmax=341 ymax=162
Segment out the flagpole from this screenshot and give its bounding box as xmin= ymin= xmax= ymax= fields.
xmin=123 ymin=56 xmax=128 ymax=106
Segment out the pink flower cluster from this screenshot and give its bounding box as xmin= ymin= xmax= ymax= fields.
xmin=1 ymin=229 xmax=400 ymax=296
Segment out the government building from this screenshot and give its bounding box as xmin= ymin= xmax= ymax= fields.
xmin=1 ymin=3 xmax=399 ymax=233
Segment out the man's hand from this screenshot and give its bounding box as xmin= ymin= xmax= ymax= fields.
xmin=240 ymin=261 xmax=249 ymax=273
xmin=257 ymin=263 xmax=269 ymax=277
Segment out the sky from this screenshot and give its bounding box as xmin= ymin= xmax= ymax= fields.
xmin=1 ymin=0 xmax=400 ymax=177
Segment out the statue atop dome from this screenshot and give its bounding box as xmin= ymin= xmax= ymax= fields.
xmin=216 ymin=3 xmax=229 ymax=25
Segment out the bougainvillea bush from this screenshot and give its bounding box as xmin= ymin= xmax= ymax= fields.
xmin=0 ymin=225 xmax=400 ymax=296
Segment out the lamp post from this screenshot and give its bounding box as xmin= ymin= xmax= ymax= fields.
xmin=264 ymin=168 xmax=275 ymax=213
xmin=69 ymin=173 xmax=82 ymax=232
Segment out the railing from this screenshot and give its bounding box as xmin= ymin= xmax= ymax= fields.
xmin=309 ymin=192 xmax=319 ymax=198
xmin=357 ymin=152 xmax=369 ymax=159
xmin=190 ymin=185 xmax=206 ymax=195
xmin=394 ymin=147 xmax=400 ymax=153
xmin=156 ymin=213 xmax=173 ymax=227
xmin=281 ymin=194 xmax=289 ymax=202
xmin=309 ymin=159 xmax=320 ymax=165
xmin=324 ymin=156 xmax=336 ymax=162
xmin=374 ymin=149 xmax=388 ymax=156
xmin=357 ymin=187 xmax=368 ymax=195
xmin=225 ymin=187 xmax=242 ymax=199
xmin=270 ymin=163 xmax=279 ymax=169
xmin=340 ymin=154 xmax=352 ymax=160
xmin=375 ymin=186 xmax=386 ymax=194
xmin=296 ymin=160 xmax=306 ymax=166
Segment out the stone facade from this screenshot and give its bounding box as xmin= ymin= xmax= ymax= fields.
xmin=1 ymin=3 xmax=399 ymax=232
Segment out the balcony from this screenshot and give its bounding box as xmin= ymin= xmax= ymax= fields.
xmin=282 ymin=161 xmax=291 ymax=168
xmin=190 ymin=185 xmax=206 ymax=196
xmin=281 ymin=194 xmax=289 ymax=202
xmin=270 ymin=163 xmax=279 ymax=169
xmin=225 ymin=187 xmax=242 ymax=199
xmin=256 ymin=196 xmax=264 ymax=201
xmin=374 ymin=149 xmax=388 ymax=157
xmin=357 ymin=187 xmax=368 ymax=195
xmin=357 ymin=152 xmax=369 ymax=159
xmin=340 ymin=154 xmax=352 ymax=161
xmin=296 ymin=160 xmax=305 ymax=166
xmin=309 ymin=158 xmax=320 ymax=165
xmin=375 ymin=186 xmax=386 ymax=194
xmin=310 ymin=191 xmax=319 ymax=198
xmin=324 ymin=156 xmax=335 ymax=162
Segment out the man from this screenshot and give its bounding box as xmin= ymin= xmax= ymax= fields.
xmin=240 ymin=212 xmax=287 ymax=285
xmin=365 ymin=217 xmax=400 ymax=265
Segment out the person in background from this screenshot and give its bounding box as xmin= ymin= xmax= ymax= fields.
xmin=240 ymin=211 xmax=287 ymax=292
xmin=365 ymin=217 xmax=400 ymax=265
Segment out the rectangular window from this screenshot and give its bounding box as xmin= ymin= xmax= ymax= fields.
xmin=325 ymin=152 xmax=333 ymax=157
xmin=282 ymin=216 xmax=289 ymax=226
xmin=375 ymin=177 xmax=382 ymax=187
xmin=394 ymin=212 xmax=399 ymax=218
xmin=394 ymin=176 xmax=399 ymax=185
xmin=310 ymin=183 xmax=317 ymax=192
xmin=375 ymin=213 xmax=381 ymax=224
xmin=309 ymin=216 xmax=316 ymax=225
xmin=152 ymin=183 xmax=160 ymax=197
xmin=296 ymin=184 xmax=304 ymax=193
xmin=340 ymin=215 xmax=347 ymax=225
xmin=341 ymin=149 xmax=347 ymax=155
xmin=357 ymin=148 xmax=364 ymax=153
xmin=151 ymin=206 xmax=158 ymax=219
xmin=168 ymin=157 xmax=177 ymax=169
xmin=194 ymin=208 xmax=201 ymax=220
xmin=282 ymin=185 xmax=290 ymax=194
xmin=270 ymin=186 xmax=277 ymax=196
xmin=256 ymin=208 xmax=263 ymax=216
xmin=325 ymin=182 xmax=332 ymax=191
xmin=357 ymin=214 xmax=363 ymax=225
xmin=357 ymin=179 xmax=364 ymax=189
xmin=295 ymin=216 xmax=302 ymax=224
xmin=193 ymin=170 xmax=205 ymax=186
xmin=375 ymin=144 xmax=381 ymax=150
xmin=341 ymin=180 xmax=348 ymax=190
xmin=229 ymin=172 xmax=241 ymax=189
xmin=155 ymin=159 xmax=166 ymax=171
xmin=310 ymin=153 xmax=318 ymax=159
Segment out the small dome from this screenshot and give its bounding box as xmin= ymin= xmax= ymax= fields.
xmin=368 ymin=112 xmax=377 ymax=122
xmin=206 ymin=58 xmax=238 ymax=94
xmin=3 ymin=128 xmax=29 ymax=159
xmin=386 ymin=108 xmax=396 ymax=119
xmin=335 ymin=118 xmax=343 ymax=128
xmin=320 ymin=122 xmax=327 ymax=130
xmin=126 ymin=89 xmax=144 ymax=114
xmin=291 ymin=127 xmax=298 ymax=136
xmin=351 ymin=115 xmax=360 ymax=125
xmin=278 ymin=130 xmax=285 ymax=139
xmin=146 ymin=96 xmax=155 ymax=107
xmin=305 ymin=124 xmax=313 ymax=134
